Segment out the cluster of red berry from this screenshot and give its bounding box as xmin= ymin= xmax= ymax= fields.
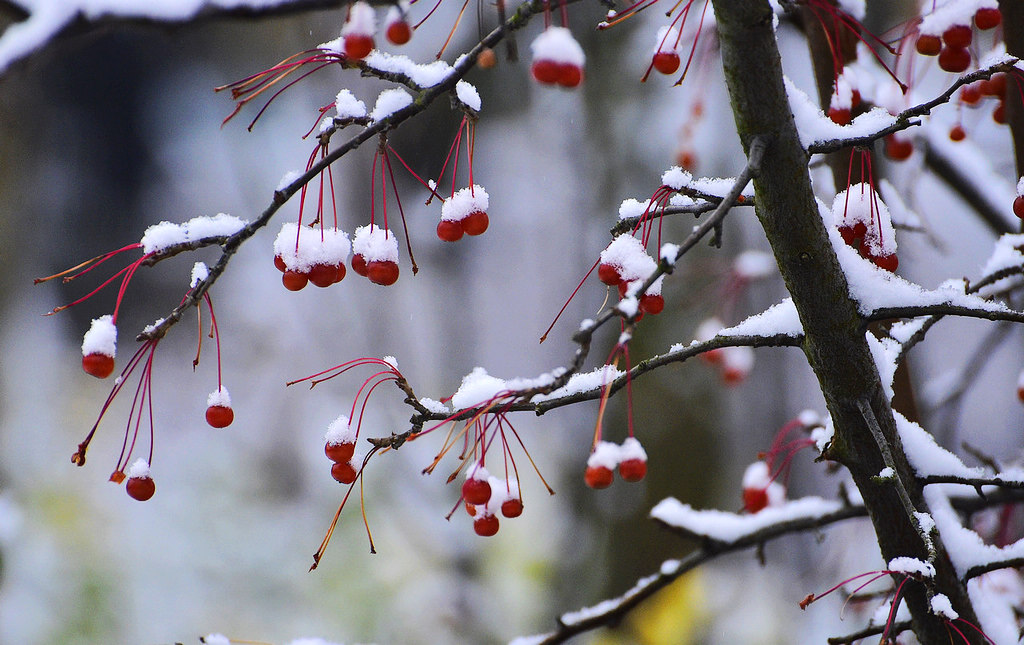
xmin=339 ymin=1 xmax=413 ymax=61
xmin=914 ymin=6 xmax=1001 ymax=73
xmin=461 ymin=466 xmax=525 ymax=537
xmin=583 ymin=438 xmax=649 ymax=489
xmin=598 ymin=235 xmax=666 ymax=318
xmin=530 ymin=27 xmax=585 ymax=89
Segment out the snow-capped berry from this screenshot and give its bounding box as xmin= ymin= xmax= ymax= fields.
xmin=366 ymin=260 xmax=399 ymax=286
xmin=975 ymin=7 xmax=1002 ymax=30
xmin=915 ymin=34 xmax=941 ymax=56
xmin=652 ymin=51 xmax=680 ymax=75
xmin=325 ymin=441 xmax=355 ymax=463
xmin=584 ymin=465 xmax=614 ymax=489
xmin=351 ymin=253 xmax=368 ymax=276
xmin=639 ymin=293 xmax=665 ymax=315
xmin=341 ymin=2 xmax=376 ymax=60
xmin=742 ymin=486 xmax=769 ymax=514
xmin=463 ymin=467 xmax=492 ymax=505
xmin=942 ymin=24 xmax=972 ymax=49
xmin=205 ymin=405 xmax=234 ymax=428
xmin=598 ymin=263 xmax=622 ymax=286
xmin=282 ymin=270 xmax=309 ymax=291
xmin=618 ymin=437 xmax=648 ymax=482
xmin=884 ymin=135 xmax=913 ymax=161
xmin=501 ymin=497 xmax=524 ymax=518
xmin=82 ymin=353 xmax=115 ymax=379
xmin=721 ymin=345 xmax=755 ymax=385
xmin=530 ymin=27 xmax=585 ymax=89
xmin=741 ymin=461 xmax=784 ymax=514
xmin=1013 ymin=196 xmax=1024 ymax=219
xmin=462 ymin=211 xmax=489 ymax=236
xmin=437 ymin=220 xmax=464 ymax=242
xmin=331 ymin=461 xmax=358 ymax=484
xmin=384 ymin=8 xmax=412 ymax=45
xmin=82 ymin=315 xmax=117 ymax=378
xmin=125 ymin=458 xmax=155 ymax=501
xmin=938 ymin=46 xmax=971 ymax=73
xmin=473 ymin=512 xmax=499 ymax=536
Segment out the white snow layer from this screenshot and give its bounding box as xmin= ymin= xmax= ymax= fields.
xmin=82 ymin=314 xmax=117 ymax=357
xmin=651 ymin=496 xmax=842 ymax=543
xmin=141 ymin=213 xmax=246 ymax=254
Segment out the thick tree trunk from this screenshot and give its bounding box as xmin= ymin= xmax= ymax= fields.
xmin=709 ymin=1 xmax=982 ymax=642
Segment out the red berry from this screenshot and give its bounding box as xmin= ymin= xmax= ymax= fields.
xmin=351 ymin=253 xmax=368 ymax=277
xmin=501 ymin=497 xmax=524 ymax=518
xmin=639 ymin=293 xmax=665 ymax=315
xmin=975 ymin=7 xmax=1002 ymax=30
xmin=942 ymin=24 xmax=973 ymax=49
xmin=274 ymin=254 xmax=287 ymax=272
xmin=743 ymin=487 xmax=768 ymax=513
xmin=871 ymin=254 xmax=899 ymax=272
xmin=885 ymin=135 xmax=914 ymax=161
xmin=325 ymin=440 xmax=355 ymax=463
xmin=993 ymin=101 xmax=1007 ymax=124
xmin=838 ymin=224 xmax=857 ymax=246
xmin=700 ymin=348 xmax=723 ymax=365
xmin=676 ymin=149 xmax=697 ymax=170
xmin=981 ymin=73 xmax=1007 ymax=97
xmin=462 ymin=477 xmax=492 ymax=505
xmin=366 ymin=260 xmax=399 ymax=286
xmin=478 ymin=48 xmax=497 ymax=69
xmin=461 ymin=210 xmax=489 ymax=236
xmin=619 ymin=458 xmax=647 ymax=482
xmin=531 ymin=59 xmax=560 ymax=84
xmin=597 ymin=263 xmax=621 ymax=286
xmin=961 ymin=84 xmax=982 ymax=104
xmin=916 ymin=34 xmax=942 ymax=56
xmin=308 ymin=263 xmax=337 ymax=288
xmin=437 ymin=219 xmax=464 ymax=242
xmin=949 ymin=125 xmax=966 ymax=141
xmin=344 ymin=34 xmax=374 ymax=60
xmin=331 ymin=461 xmax=358 ymax=484
xmin=82 ymin=352 xmax=115 ymax=379
xmin=282 ymin=270 xmax=308 ymax=291
xmin=386 ymin=20 xmax=411 ymax=45
xmin=938 ymin=46 xmax=971 ymax=73
xmin=584 ymin=465 xmax=614 ymax=489
xmin=473 ymin=513 xmax=499 ymax=537
xmin=126 ymin=476 xmax=155 ymax=502
xmin=1013 ymin=196 xmax=1024 ymax=219
xmin=652 ymin=51 xmax=681 ymax=75
xmin=722 ymin=367 xmax=747 ymax=385
xmin=557 ymin=63 xmax=583 ymax=88
xmin=205 ymin=404 xmax=234 ymax=428
xmin=828 ymin=107 xmax=851 ymax=126
xmin=465 ymin=501 xmax=477 ymax=516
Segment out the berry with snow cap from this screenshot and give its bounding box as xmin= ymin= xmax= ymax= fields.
xmin=439 ymin=186 xmax=490 ymax=240
xmin=530 ymin=27 xmax=586 ymax=89
xmin=351 ymin=224 xmax=399 ymax=286
xmin=473 ymin=512 xmax=499 ymax=536
xmin=651 ymin=26 xmax=682 ymax=76
xmin=325 ymin=414 xmax=357 ymax=463
xmin=341 ymin=2 xmax=376 ymax=60
xmin=82 ymin=315 xmax=117 ymax=379
xmin=741 ymin=461 xmax=785 ymax=514
xmin=462 ymin=465 xmax=492 ymax=505
xmin=618 ymin=437 xmax=648 ymax=482
xmin=205 ymin=387 xmax=234 ymax=428
xmin=125 ymin=458 xmax=156 ymax=502
xmin=384 ymin=7 xmax=411 ymax=45
xmin=584 ymin=441 xmax=620 ymax=489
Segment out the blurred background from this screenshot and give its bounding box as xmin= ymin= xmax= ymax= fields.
xmin=0 ymin=1 xmax=1021 ymax=644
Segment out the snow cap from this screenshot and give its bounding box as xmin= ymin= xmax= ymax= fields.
xmin=440 ymin=185 xmax=489 ymax=222
xmin=351 ymin=224 xmax=399 ymax=263
xmin=82 ymin=315 xmax=117 ymax=357
xmin=530 ymin=27 xmax=585 ymax=66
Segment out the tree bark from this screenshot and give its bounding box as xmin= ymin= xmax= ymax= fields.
xmin=709 ymin=1 xmax=983 ymax=642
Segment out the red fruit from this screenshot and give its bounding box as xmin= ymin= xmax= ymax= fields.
xmin=584 ymin=465 xmax=614 ymax=489
xmin=531 ymin=59 xmax=560 ymax=84
xmin=126 ymin=476 xmax=155 ymax=502
xmin=332 ymin=263 xmax=346 ymax=284
xmin=461 ymin=210 xmax=489 ymax=236
xmin=871 ymin=254 xmax=899 ymax=272
xmin=557 ymin=63 xmax=583 ymax=88
xmin=639 ymin=293 xmax=665 ymax=315
xmin=942 ymin=24 xmax=973 ymax=49
xmin=501 ymin=497 xmax=524 ymax=518
xmin=344 ymin=34 xmax=374 ymax=60
xmin=308 ymin=263 xmax=338 ymax=288
xmin=325 ymin=440 xmax=355 ymax=464
xmin=982 ymin=73 xmax=1007 ymax=97
xmin=722 ymin=367 xmax=747 ymax=385
xmin=331 ymin=461 xmax=358 ymax=484
xmin=366 ymin=260 xmax=399 ymax=286
xmin=652 ymin=51 xmax=681 ymax=75
xmin=597 ymin=263 xmax=621 ymax=286
xmin=282 ymin=270 xmax=308 ymax=291
xmin=975 ymin=7 xmax=1002 ymax=30
xmin=465 ymin=501 xmax=477 ymax=516
xmin=205 ymin=404 xmax=234 ymax=428
xmin=274 ymin=254 xmax=287 ymax=272
xmin=828 ymin=107 xmax=851 ymax=126
xmin=850 ymin=89 xmax=862 ymax=108
xmin=938 ymin=46 xmax=971 ymax=73
xmin=993 ymin=101 xmax=1007 ymax=125
xmin=677 ymin=149 xmax=697 ymax=170
xmin=462 ymin=477 xmax=492 ymax=505
xmin=619 ymin=458 xmax=648 ymax=482
xmin=949 ymin=125 xmax=966 ymax=141
xmin=437 ymin=219 xmax=464 ymax=242
xmin=386 ymin=20 xmax=412 ymax=45
xmin=960 ymin=84 xmax=982 ymax=104
xmin=82 ymin=352 xmax=115 ymax=379
xmin=915 ymin=34 xmax=942 ymax=56
xmin=473 ymin=513 xmax=499 ymax=537
xmin=743 ymin=487 xmax=768 ymax=513
xmin=478 ymin=48 xmax=497 ymax=69
xmin=1013 ymin=196 xmax=1024 ymax=219
xmin=885 ymin=135 xmax=914 ymax=161
xmin=351 ymin=253 xmax=368 ymax=276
